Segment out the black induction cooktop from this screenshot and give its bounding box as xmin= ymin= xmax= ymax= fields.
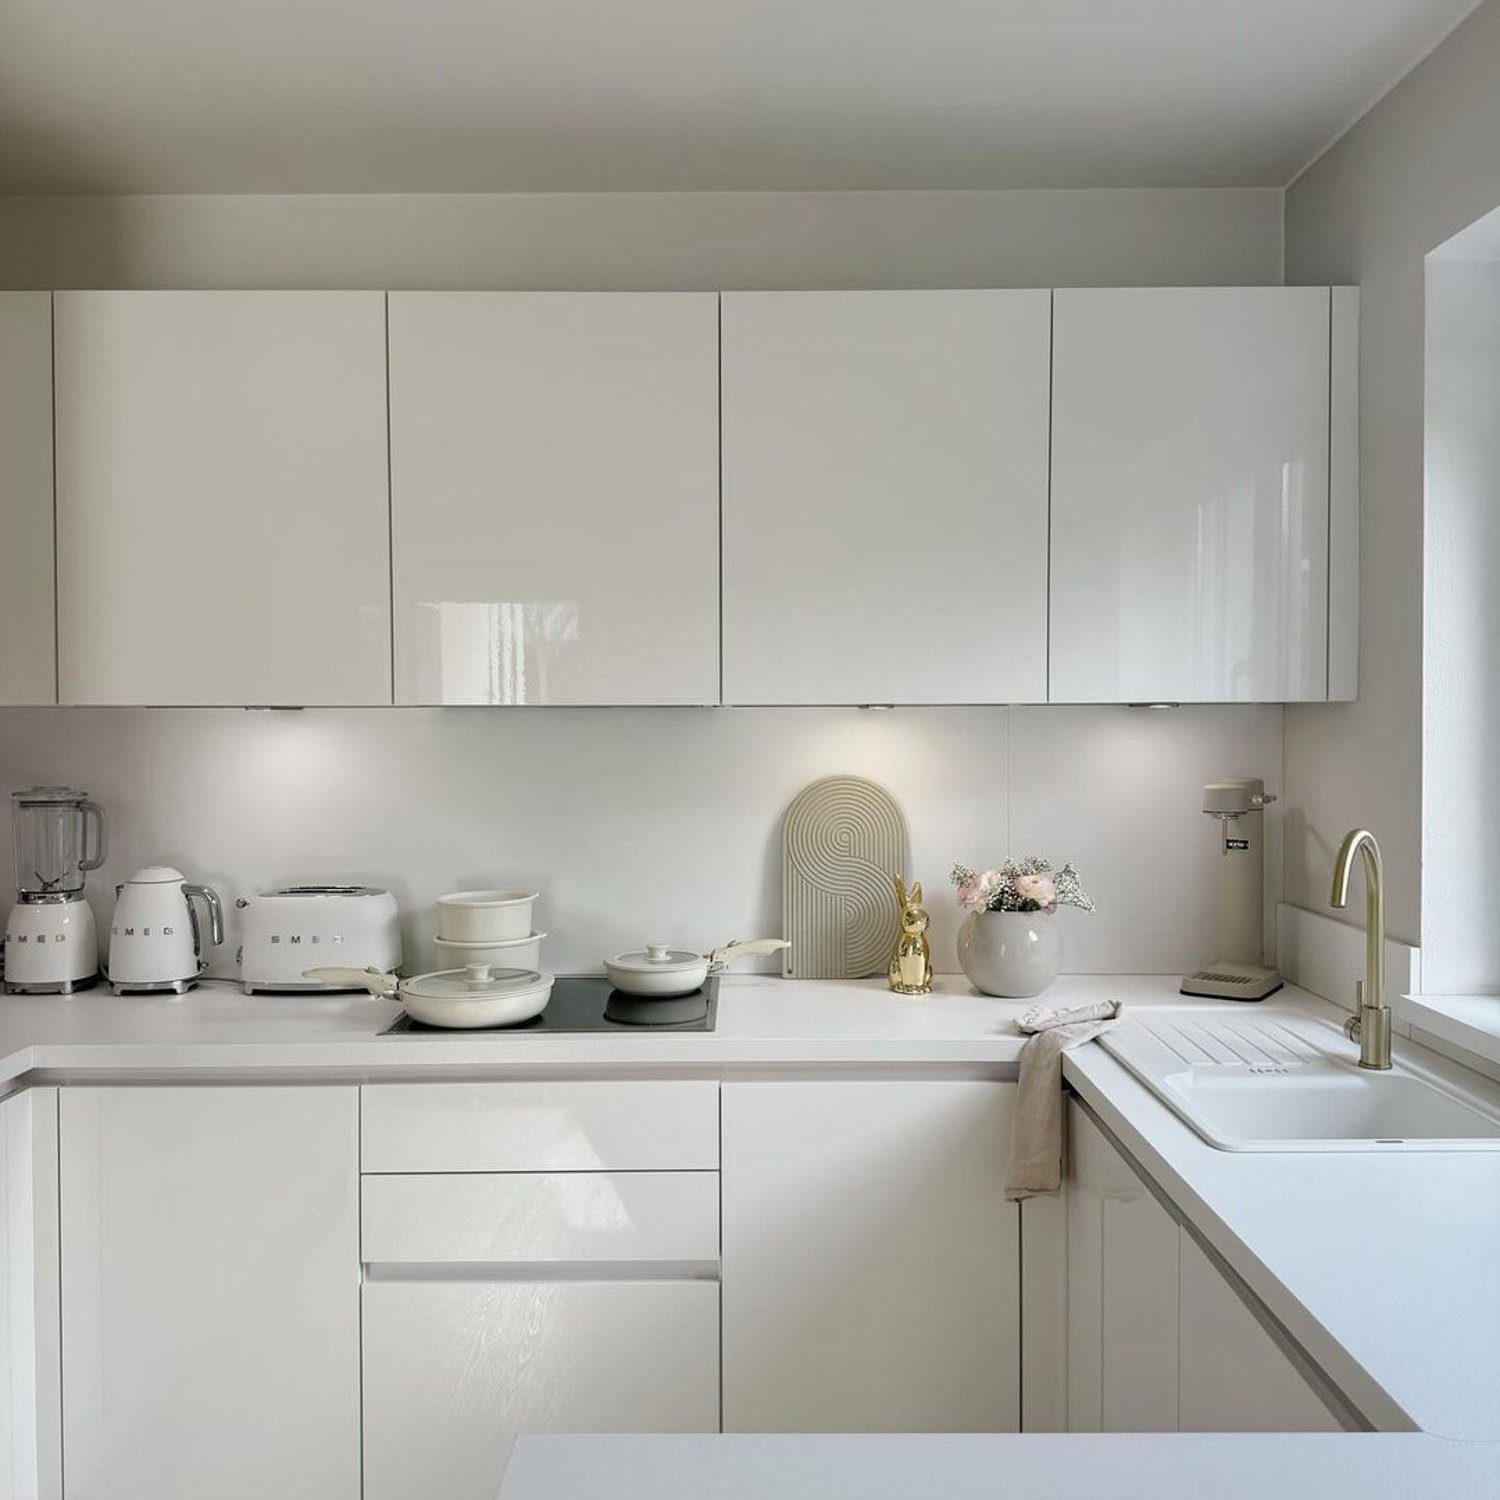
xmin=380 ymin=973 xmax=719 ymax=1035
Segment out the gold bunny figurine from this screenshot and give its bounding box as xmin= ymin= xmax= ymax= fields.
xmin=888 ymin=875 xmax=934 ymax=996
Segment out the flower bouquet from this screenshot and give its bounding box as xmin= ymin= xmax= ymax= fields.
xmin=950 ymin=856 xmax=1093 ymax=997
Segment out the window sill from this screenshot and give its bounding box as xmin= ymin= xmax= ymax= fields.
xmin=1398 ymin=993 xmax=1500 ymax=1072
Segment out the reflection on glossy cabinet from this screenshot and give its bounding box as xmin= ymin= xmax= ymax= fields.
xmin=54 ymin=291 xmax=392 ymax=705
xmin=0 ymin=1088 xmax=61 ymax=1500
xmin=59 ymin=1086 xmax=360 ymax=1500
xmin=0 ymin=294 xmax=56 ymax=704
xmin=723 ymin=1080 xmax=1020 ymax=1431
xmin=388 ymin=293 xmax=719 ymax=705
xmin=722 ymin=291 xmax=1051 ymax=705
xmin=1051 ymin=287 xmax=1338 ymax=703
xmin=362 ymin=1280 xmax=719 ymax=1500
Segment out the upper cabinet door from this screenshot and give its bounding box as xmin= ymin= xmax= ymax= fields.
xmin=388 ymin=293 xmax=719 ymax=706
xmin=54 ymin=292 xmax=391 ymax=706
xmin=0 ymin=293 xmax=57 ymax=705
xmin=722 ymin=291 xmax=1051 ymax=705
xmin=1050 ymin=287 xmax=1332 ymax=703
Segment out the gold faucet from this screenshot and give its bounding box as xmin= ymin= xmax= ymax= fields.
xmin=1329 ymin=829 xmax=1391 ymax=1070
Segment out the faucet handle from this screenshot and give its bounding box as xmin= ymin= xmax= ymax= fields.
xmin=1343 ymin=980 xmax=1365 ymax=1043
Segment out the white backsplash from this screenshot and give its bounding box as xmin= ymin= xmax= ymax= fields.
xmin=0 ymin=704 xmax=1281 ymax=980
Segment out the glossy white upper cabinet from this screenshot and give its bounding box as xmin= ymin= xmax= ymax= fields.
xmin=722 ymin=291 xmax=1051 ymax=705
xmin=54 ymin=292 xmax=392 ymax=705
xmin=59 ymin=1086 xmax=360 ymax=1500
xmin=1050 ymin=287 xmax=1340 ymax=703
xmin=0 ymin=294 xmax=56 ymax=705
xmin=388 ymin=293 xmax=719 ymax=705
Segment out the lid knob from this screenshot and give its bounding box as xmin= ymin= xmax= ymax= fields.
xmin=462 ymin=963 xmax=494 ymax=988
xmin=645 ymin=943 xmax=672 ymax=962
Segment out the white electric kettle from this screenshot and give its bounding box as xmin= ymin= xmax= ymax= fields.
xmin=108 ymin=867 xmax=224 ymax=995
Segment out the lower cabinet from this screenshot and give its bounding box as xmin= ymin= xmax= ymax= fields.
xmin=17 ymin=1073 xmax=1362 ymax=1500
xmin=362 ymin=1280 xmax=719 ymax=1500
xmin=357 ymin=1085 xmax=725 ymax=1500
xmin=722 ymin=1080 xmax=1020 ymax=1432
xmin=1065 ymin=1099 xmax=1345 ymax=1433
xmin=1065 ymin=1093 xmax=1179 ymax=1430
xmin=58 ymin=1086 xmax=361 ymax=1500
xmin=1176 ymin=1232 xmax=1341 ymax=1432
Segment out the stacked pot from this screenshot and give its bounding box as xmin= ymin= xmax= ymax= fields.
xmin=434 ymin=889 xmax=543 ymax=970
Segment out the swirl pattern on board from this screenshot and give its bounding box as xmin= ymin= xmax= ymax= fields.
xmin=782 ymin=775 xmax=908 ymax=979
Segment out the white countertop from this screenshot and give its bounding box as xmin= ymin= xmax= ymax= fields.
xmin=1063 ymin=1024 xmax=1500 ymax=1442
xmin=0 ymin=972 xmax=1131 ymax=1084
xmin=3 ymin=970 xmax=1498 ymax=1447
xmin=498 ymin=1433 xmax=1499 ymax=1500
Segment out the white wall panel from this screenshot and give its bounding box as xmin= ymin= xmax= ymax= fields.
xmin=0 ymin=703 xmax=1280 ymax=977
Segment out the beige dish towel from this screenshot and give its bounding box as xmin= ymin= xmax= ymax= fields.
xmin=1004 ymin=999 xmax=1123 ymax=1201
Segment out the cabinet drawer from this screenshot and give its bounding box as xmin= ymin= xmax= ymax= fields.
xmin=360 ymin=1081 xmax=719 ymax=1172
xmin=362 ymin=1171 xmax=719 ymax=1265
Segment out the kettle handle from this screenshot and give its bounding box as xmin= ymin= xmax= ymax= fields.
xmin=183 ymin=884 xmax=224 ymax=948
xmin=79 ymin=801 xmax=108 ymax=873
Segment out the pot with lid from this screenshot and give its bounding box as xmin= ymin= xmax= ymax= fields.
xmin=305 ymin=963 xmax=553 ymax=1029
xmin=604 ymin=938 xmax=789 ymax=998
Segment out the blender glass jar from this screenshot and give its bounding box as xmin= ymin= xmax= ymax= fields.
xmin=11 ymin=786 xmax=108 ymax=899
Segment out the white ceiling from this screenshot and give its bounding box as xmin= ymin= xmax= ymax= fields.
xmin=0 ymin=0 xmax=1483 ymax=195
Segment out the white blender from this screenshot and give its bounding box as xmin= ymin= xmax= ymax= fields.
xmin=4 ymin=786 xmax=108 ymax=994
xmin=1180 ymin=777 xmax=1282 ymax=1001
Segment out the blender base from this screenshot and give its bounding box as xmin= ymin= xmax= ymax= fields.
xmin=4 ymin=973 xmax=101 ymax=996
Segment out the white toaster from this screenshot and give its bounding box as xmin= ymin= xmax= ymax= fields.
xmin=237 ymin=885 xmax=402 ymax=994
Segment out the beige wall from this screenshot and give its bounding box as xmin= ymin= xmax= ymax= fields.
xmin=0 ymin=187 xmax=1281 ymax=290
xmin=1283 ymin=0 xmax=1500 ymax=948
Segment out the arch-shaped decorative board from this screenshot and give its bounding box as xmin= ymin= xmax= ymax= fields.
xmin=781 ymin=775 xmax=908 ymax=979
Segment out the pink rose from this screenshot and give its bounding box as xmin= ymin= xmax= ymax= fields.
xmin=956 ymin=875 xmax=988 ymax=910
xmin=1013 ymin=873 xmax=1057 ymax=908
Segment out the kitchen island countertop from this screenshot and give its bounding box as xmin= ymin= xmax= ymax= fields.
xmin=498 ymin=1432 xmax=1500 ymax=1500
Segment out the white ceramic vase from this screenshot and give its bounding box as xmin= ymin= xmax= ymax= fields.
xmin=957 ymin=909 xmax=1062 ymax=998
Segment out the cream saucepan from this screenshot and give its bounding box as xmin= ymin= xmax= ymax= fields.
xmin=603 ymin=938 xmax=789 ymax=998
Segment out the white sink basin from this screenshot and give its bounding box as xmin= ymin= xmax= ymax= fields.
xmin=1099 ymin=1012 xmax=1500 ymax=1151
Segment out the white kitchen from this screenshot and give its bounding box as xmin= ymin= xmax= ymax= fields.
xmin=1 ymin=3 xmax=1499 ymax=1497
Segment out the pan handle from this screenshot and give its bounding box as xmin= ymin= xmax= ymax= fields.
xmin=303 ymin=966 xmax=398 ymax=999
xmin=709 ymin=938 xmax=791 ymax=969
